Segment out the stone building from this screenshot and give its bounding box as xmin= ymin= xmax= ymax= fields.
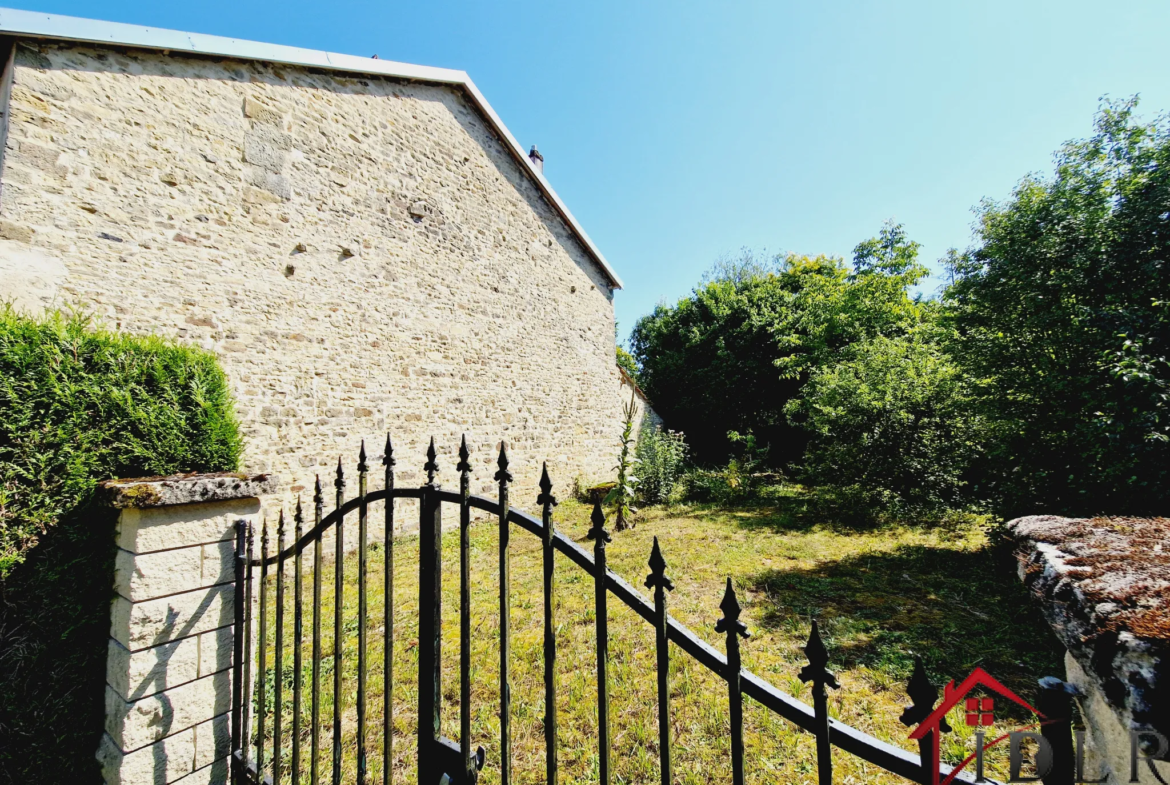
xmin=0 ymin=9 xmax=646 ymax=505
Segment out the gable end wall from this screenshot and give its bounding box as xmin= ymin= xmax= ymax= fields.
xmin=0 ymin=40 xmax=625 ymax=505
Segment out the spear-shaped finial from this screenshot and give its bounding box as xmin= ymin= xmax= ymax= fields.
xmin=314 ymin=474 xmax=323 ymax=514
xmin=424 ymin=437 xmax=438 ymax=484
xmin=457 ymin=434 xmax=471 ymax=474
xmin=458 ymin=435 xmax=471 ymax=499
xmin=644 ymin=536 xmax=675 ymax=592
xmin=799 ymin=620 xmax=839 ymax=689
xmin=335 ymin=456 xmax=346 ymax=493
xmin=494 ymin=442 xmax=512 ymax=484
xmin=295 ymin=496 xmax=304 ymax=531
xmin=277 ymin=508 xmax=285 ymax=538
xmin=587 ymin=499 xmax=611 ymax=543
xmin=537 ymin=462 xmax=557 ymax=509
xmin=900 ymin=656 xmax=950 ymax=731
xmin=261 ymin=515 xmax=270 ymax=551
xmin=382 ymin=433 xmax=396 ymax=468
xmin=715 ymin=578 xmax=749 ymax=639
xmin=358 ymin=439 xmax=368 ymax=474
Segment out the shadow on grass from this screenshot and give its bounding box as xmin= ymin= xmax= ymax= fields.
xmin=747 ymin=541 xmax=1065 ymax=710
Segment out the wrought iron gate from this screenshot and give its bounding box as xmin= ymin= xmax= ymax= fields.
xmin=230 ymin=435 xmax=1079 ymax=785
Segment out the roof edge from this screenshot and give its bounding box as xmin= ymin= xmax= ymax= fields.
xmin=0 ymin=6 xmax=623 ymax=289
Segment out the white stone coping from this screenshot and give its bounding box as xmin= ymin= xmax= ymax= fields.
xmin=0 ymin=6 xmax=624 ymax=290
xmin=100 ymin=472 xmax=277 ymax=509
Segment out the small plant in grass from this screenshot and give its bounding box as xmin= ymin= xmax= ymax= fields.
xmin=606 ymin=392 xmax=640 ymax=531
xmin=636 ymin=425 xmax=688 ymax=504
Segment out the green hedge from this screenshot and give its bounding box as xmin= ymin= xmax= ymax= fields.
xmin=0 ymin=308 xmax=243 ymax=782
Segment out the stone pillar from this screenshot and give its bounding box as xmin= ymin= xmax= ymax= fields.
xmin=97 ymin=473 xmax=275 ymax=785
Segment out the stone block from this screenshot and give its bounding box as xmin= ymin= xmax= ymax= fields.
xmin=246 ymin=169 xmax=291 ymax=200
xmin=169 ymin=757 xmax=228 ymax=785
xmin=243 ymin=127 xmax=291 ymax=174
xmin=104 ymin=475 xmax=275 ymax=511
xmin=1066 ymin=653 xmax=1170 ymax=784
xmin=201 ymin=541 xmax=235 ymax=586
xmin=98 ymin=728 xmax=195 ymax=784
xmin=192 ymin=712 xmax=230 ymax=771
xmin=198 ymin=626 xmax=234 ymax=678
xmin=115 ymin=544 xmax=206 ymax=602
xmin=111 ymin=584 xmax=234 ymax=652
xmin=107 ymin=637 xmax=200 ymax=702
xmin=116 ymin=499 xmax=260 ymax=555
xmin=106 ymin=670 xmax=232 ymax=751
xmin=0 ymin=219 xmax=34 ymax=243
xmin=243 ymin=95 xmax=287 ymax=126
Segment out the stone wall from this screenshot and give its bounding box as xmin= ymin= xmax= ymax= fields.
xmin=0 ymin=40 xmax=625 ymax=509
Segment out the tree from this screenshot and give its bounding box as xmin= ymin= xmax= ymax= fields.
xmin=631 ymin=223 xmax=929 ymax=468
xmin=616 ymin=345 xmax=639 ymax=382
xmin=946 ymin=98 xmax=1170 ymax=516
xmin=630 ymin=262 xmax=806 ymax=464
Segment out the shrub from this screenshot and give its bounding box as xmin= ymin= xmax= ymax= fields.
xmin=679 ymin=429 xmax=776 ymax=506
xmin=788 ymin=331 xmax=981 ymax=515
xmin=635 ymin=425 xmax=688 ymax=504
xmin=0 ymin=308 xmax=243 ymax=782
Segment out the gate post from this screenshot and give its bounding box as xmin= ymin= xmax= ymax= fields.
xmin=418 ymin=442 xmax=442 ymax=785
xmin=96 ymin=472 xmax=274 ymax=785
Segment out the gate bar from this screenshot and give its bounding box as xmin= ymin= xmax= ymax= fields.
xmin=383 ymin=436 xmax=396 ymax=785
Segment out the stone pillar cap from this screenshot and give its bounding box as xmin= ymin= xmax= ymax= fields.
xmin=99 ymin=472 xmax=277 ymax=508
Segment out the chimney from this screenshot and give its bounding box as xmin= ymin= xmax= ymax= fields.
xmin=528 ymin=145 xmax=544 ymax=173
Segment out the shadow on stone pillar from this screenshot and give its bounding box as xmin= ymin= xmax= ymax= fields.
xmin=96 ymin=473 xmax=275 ymax=785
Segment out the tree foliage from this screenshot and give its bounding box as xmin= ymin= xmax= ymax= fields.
xmin=630 ymin=257 xmax=802 ymax=463
xmin=631 ymin=223 xmax=929 ymax=467
xmin=946 ymin=98 xmax=1170 ymax=516
xmin=793 ymin=327 xmax=982 ymax=513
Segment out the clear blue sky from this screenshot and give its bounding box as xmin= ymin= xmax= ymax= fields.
xmin=15 ymin=1 xmax=1170 ymax=342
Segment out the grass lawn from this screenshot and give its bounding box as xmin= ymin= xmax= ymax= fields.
xmin=256 ymin=491 xmax=1065 ymax=784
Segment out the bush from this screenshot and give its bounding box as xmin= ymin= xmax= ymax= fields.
xmin=635 ymin=425 xmax=688 ymax=504
xmin=788 ymin=331 xmax=981 ymax=515
xmin=0 ymin=308 xmax=243 ymax=782
xmin=679 ymin=429 xmax=776 ymax=506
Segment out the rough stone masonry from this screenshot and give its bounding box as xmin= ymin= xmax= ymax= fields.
xmin=0 ymin=39 xmax=642 ymax=508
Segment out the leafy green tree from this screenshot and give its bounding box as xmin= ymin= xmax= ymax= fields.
xmin=630 ymin=264 xmax=801 ymax=463
xmin=631 ymin=223 xmax=929 ymax=467
xmin=946 ymin=98 xmax=1170 ymax=516
xmin=791 ymin=326 xmax=982 ymax=514
xmin=773 ymin=223 xmax=928 ymax=381
xmin=616 ymin=345 xmax=640 ymax=382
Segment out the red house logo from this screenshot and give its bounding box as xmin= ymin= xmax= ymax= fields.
xmin=906 ymin=666 xmax=1042 ymax=785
